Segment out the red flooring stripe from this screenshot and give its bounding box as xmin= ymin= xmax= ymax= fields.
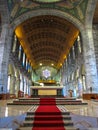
xmin=32 ymin=98 xmax=65 ymax=130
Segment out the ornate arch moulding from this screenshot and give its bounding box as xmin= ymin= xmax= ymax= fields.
xmin=10 ymin=9 xmax=84 ymax=33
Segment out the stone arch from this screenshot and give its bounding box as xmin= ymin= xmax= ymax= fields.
xmin=11 ymin=9 xmax=85 ymax=33
xmin=9 ymin=2 xmax=98 ymax=92
xmin=9 ymin=9 xmax=86 ymax=95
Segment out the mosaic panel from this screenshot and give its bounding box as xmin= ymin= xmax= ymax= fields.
xmin=7 ymin=0 xmax=89 ymax=22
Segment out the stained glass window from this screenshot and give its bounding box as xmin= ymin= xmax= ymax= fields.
xmin=42 ymin=69 xmax=51 ymax=78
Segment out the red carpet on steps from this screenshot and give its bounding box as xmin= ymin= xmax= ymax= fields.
xmin=32 ymin=98 xmax=65 ymax=130
xmin=39 ymin=98 xmax=56 ymax=105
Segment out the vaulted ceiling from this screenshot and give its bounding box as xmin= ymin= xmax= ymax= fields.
xmin=15 ymin=15 xmax=79 ymax=70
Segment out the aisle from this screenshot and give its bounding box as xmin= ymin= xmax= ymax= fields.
xmin=32 ymin=98 xmax=65 ymax=130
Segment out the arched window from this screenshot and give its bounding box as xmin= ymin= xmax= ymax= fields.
xmin=72 ymin=72 xmax=74 ymax=81
xmin=20 ymin=74 xmax=23 ymax=91
xmin=72 ymin=46 xmax=75 ymax=59
xmin=28 ymin=62 xmax=30 ymax=72
xmin=12 ymin=35 xmax=17 ymax=52
xmin=18 ymin=45 xmax=22 ymax=60
xmin=68 ymin=53 xmax=70 ymax=65
xmin=77 ymin=35 xmax=82 ymax=53
xmin=24 ymin=78 xmax=26 ymax=94
xmin=22 ymin=53 xmax=25 ymax=66
xmin=30 ymin=66 xmax=32 ymax=72
xmin=26 ymin=58 xmax=28 ymax=70
xmin=7 ymin=75 xmax=11 ymax=92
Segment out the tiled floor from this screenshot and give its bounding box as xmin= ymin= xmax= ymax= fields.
xmin=64 ymin=100 xmax=98 ymax=117
xmin=0 ymin=99 xmax=98 ymax=130
xmin=0 ymin=99 xmax=98 ymax=117
xmin=0 ymin=100 xmax=32 ymax=117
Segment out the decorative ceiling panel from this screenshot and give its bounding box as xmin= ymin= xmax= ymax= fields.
xmin=8 ymin=0 xmax=88 ymax=22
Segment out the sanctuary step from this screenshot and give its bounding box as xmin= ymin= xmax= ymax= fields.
xmin=25 ymin=115 xmax=71 ymax=121
xmin=22 ymin=120 xmax=73 ymax=127
xmin=7 ymin=97 xmax=87 ymax=105
xmin=21 ymin=99 xmax=81 ymax=102
xmin=20 ymin=112 xmax=74 ymax=128
xmin=7 ymin=101 xmax=87 ymax=105
xmin=19 ymin=97 xmax=76 ymax=100
xmin=27 ymin=111 xmax=70 ymax=116
xmin=18 ymin=126 xmax=79 ymax=130
xmin=17 ymin=98 xmax=79 ymax=130
xmin=18 ymin=111 xmax=79 ymax=130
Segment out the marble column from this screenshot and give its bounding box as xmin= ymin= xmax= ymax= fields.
xmin=0 ymin=24 xmax=12 ymax=94
xmin=0 ymin=0 xmax=13 ymax=94
xmin=82 ymin=26 xmax=98 ymax=92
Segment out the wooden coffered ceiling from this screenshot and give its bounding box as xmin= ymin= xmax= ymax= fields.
xmin=15 ymin=15 xmax=79 ymax=70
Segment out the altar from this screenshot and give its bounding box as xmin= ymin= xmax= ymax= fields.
xmin=30 ymin=86 xmax=63 ymax=96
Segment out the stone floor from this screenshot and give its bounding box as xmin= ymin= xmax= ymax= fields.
xmin=63 ymin=100 xmax=98 ymax=117
xmin=0 ymin=99 xmax=98 ymax=130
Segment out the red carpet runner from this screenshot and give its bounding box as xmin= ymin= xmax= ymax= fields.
xmin=32 ymin=98 xmax=65 ymax=130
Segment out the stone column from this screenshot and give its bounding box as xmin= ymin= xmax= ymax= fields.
xmin=0 ymin=0 xmax=13 ymax=95
xmin=82 ymin=26 xmax=98 ymax=92
xmin=0 ymin=24 xmax=13 ymax=94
